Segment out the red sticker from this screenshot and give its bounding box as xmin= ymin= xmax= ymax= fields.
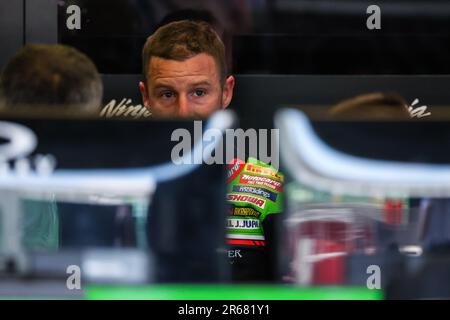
xmin=226 ymin=158 xmax=245 ymax=183
xmin=239 ymin=174 xmax=283 ymax=192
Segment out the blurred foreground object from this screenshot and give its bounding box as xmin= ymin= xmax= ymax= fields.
xmin=0 ymin=111 xmax=234 ymax=288
xmin=276 ymin=108 xmax=450 ymax=298
xmin=276 ymin=109 xmax=450 ymax=198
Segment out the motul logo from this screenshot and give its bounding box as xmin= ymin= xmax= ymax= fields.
xmin=227 ymin=193 xmax=266 ymax=209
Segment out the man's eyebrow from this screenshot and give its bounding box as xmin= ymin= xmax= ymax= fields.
xmin=152 ymin=83 xmax=175 ymax=91
xmin=190 ymin=81 xmax=212 ymax=87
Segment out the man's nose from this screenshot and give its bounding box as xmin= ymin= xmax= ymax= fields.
xmin=177 ymin=95 xmax=191 ymax=118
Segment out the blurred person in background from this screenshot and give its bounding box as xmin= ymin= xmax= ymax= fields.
xmin=0 ymin=44 xmax=103 ymax=115
xmin=329 ymin=92 xmax=411 ymax=121
xmin=0 ymin=44 xmax=103 ymax=251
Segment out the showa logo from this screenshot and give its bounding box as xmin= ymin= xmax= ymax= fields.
xmin=408 ymin=99 xmax=431 ymax=119
xmin=171 ymin=121 xmax=280 ymax=170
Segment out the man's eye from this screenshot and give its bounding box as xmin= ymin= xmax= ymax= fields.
xmin=160 ymin=91 xmax=175 ymax=99
xmin=193 ymin=89 xmax=207 ymax=97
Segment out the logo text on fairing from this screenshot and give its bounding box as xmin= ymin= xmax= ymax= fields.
xmin=227 ymin=193 xmax=266 ymax=209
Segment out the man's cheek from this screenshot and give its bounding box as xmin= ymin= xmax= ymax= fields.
xmin=148 ymin=102 xmax=170 ymax=117
xmin=203 ymin=101 xmax=222 ymax=115
xmin=204 ymin=94 xmax=222 ymax=110
xmin=152 ymin=99 xmax=172 ymax=110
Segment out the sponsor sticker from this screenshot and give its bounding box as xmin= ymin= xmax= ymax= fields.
xmin=240 ymin=174 xmax=283 ymax=192
xmin=227 ymin=158 xmax=245 ymax=183
xmin=232 ymin=185 xmax=278 ymax=202
xmin=227 ymin=239 xmax=266 ymax=247
xmin=227 ymin=193 xmax=266 ymax=209
xmin=244 ymin=163 xmax=284 ymax=182
xmin=227 ymin=206 xmax=261 ymax=218
xmin=227 ymin=218 xmax=260 ymax=230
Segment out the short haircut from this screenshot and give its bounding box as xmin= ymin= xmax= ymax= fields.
xmin=142 ymin=20 xmax=227 ymax=85
xmin=329 ymin=92 xmax=411 ymax=120
xmin=0 ymin=44 xmax=103 ymax=113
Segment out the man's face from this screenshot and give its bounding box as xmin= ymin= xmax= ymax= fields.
xmin=139 ymin=53 xmax=234 ymax=119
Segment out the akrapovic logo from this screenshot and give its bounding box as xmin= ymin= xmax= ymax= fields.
xmin=228 ymin=206 xmax=261 ymax=218
xmin=227 ymin=193 xmax=266 ymax=209
xmin=232 ymin=185 xmax=277 ymax=202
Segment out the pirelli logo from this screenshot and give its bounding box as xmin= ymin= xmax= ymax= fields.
xmin=240 ymin=174 xmax=283 ymax=192
xmin=227 ymin=193 xmax=266 ymax=209
xmin=244 ymin=164 xmax=284 ymax=182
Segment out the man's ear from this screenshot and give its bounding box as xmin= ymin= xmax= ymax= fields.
xmin=221 ymin=75 xmax=235 ymax=109
xmin=139 ymin=81 xmax=151 ymax=110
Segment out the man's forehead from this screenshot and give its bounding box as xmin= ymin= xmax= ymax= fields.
xmin=148 ymin=53 xmax=220 ymax=83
